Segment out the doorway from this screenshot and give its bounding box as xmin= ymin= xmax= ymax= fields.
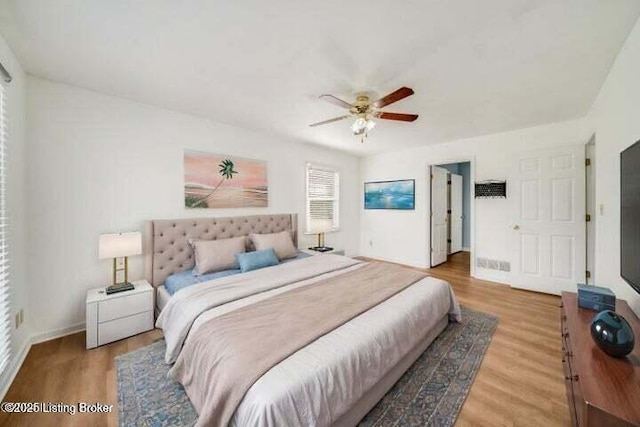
xmin=430 ymin=161 xmax=471 ymax=271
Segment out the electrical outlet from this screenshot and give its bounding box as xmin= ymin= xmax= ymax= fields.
xmin=369 ymin=240 xmax=373 ymax=247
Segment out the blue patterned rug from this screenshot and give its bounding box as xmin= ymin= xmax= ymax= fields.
xmin=116 ymin=306 xmax=498 ymax=426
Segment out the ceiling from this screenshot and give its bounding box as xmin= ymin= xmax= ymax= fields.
xmin=1 ymin=0 xmax=639 ymax=155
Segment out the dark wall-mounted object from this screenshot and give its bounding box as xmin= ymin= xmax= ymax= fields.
xmin=621 ymin=138 xmax=640 ymax=296
xmin=475 ymin=180 xmax=506 ymax=199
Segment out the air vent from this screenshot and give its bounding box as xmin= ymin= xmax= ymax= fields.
xmin=476 ymin=257 xmax=510 ymax=272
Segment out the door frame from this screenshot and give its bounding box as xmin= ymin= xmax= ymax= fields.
xmin=427 ymin=157 xmax=476 ymax=277
xmin=450 ymin=173 xmax=464 ymax=254
xmin=585 ymin=135 xmax=596 ymax=284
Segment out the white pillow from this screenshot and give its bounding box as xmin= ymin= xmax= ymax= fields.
xmin=249 ymin=231 xmax=297 ymax=260
xmin=191 ymin=236 xmax=246 ymax=276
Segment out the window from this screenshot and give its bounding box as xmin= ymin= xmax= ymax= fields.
xmin=0 ymin=82 xmax=9 ymax=375
xmin=305 ymin=163 xmax=339 ymax=233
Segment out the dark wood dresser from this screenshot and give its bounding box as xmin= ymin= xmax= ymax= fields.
xmin=561 ymin=292 xmax=640 ymax=427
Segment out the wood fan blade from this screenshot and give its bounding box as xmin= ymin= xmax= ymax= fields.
xmin=375 ymin=112 xmax=419 ymax=122
xmin=309 ymin=115 xmax=351 ymax=127
xmin=319 ymin=94 xmax=354 ymax=109
xmin=373 ymin=87 xmax=414 ymax=108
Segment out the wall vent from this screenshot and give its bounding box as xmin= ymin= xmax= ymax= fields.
xmin=476 ymin=257 xmax=510 ymax=272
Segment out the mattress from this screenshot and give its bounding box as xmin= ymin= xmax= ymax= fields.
xmin=230 ymin=274 xmax=459 ymax=426
xmin=156 ymin=285 xmax=171 ymax=312
xmin=159 ymin=255 xmax=461 ymax=426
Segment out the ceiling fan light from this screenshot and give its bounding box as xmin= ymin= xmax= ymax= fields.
xmin=351 ymin=118 xmax=367 ymax=134
xmin=366 ymin=119 xmax=376 ymax=132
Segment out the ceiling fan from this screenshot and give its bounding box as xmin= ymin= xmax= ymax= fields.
xmin=309 ymin=87 xmax=418 ymax=143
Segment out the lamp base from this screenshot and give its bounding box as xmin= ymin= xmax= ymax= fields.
xmin=308 ymin=246 xmax=334 ymax=253
xmin=106 ymin=282 xmax=135 ymax=295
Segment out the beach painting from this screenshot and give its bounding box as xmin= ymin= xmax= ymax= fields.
xmin=364 ymin=179 xmax=415 ymax=210
xmin=184 ymin=150 xmax=268 ymax=208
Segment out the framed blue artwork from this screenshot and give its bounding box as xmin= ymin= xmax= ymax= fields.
xmin=364 ymin=179 xmax=415 ymax=210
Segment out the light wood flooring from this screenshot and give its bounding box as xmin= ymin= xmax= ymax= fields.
xmin=0 ymin=252 xmax=569 ymax=426
xmin=427 ymin=253 xmax=569 ymax=427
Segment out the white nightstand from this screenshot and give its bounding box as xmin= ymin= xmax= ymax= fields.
xmin=86 ymin=279 xmax=154 ymax=349
xmin=302 ymin=248 xmax=346 ymax=256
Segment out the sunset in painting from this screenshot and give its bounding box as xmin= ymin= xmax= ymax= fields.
xmin=184 ymin=150 xmax=268 ymax=208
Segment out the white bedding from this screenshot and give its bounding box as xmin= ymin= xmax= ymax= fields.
xmin=158 ymin=255 xmax=461 ymax=426
xmin=156 ymin=285 xmax=171 ymax=312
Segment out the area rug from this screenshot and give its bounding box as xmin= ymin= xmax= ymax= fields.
xmin=116 ymin=306 xmax=498 ymax=427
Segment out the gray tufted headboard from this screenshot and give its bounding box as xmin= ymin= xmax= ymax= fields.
xmin=146 ymin=214 xmax=298 ymax=288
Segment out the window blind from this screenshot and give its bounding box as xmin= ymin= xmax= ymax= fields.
xmin=306 ymin=163 xmax=339 ymax=232
xmin=0 ymin=82 xmax=10 ymax=375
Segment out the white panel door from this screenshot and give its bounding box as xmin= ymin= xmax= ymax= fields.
xmin=450 ymin=174 xmax=463 ymax=254
xmin=511 ymin=145 xmax=586 ymax=294
xmin=431 ymin=166 xmax=448 ymax=267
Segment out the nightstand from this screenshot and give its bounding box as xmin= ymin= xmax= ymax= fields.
xmin=302 ymin=248 xmax=346 ymax=256
xmin=86 ymin=279 xmax=154 ymax=349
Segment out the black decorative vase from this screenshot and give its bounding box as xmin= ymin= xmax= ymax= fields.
xmin=590 ymin=310 xmax=635 ymax=358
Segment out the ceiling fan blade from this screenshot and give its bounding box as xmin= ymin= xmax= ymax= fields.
xmin=373 ymin=87 xmax=415 ymax=108
xmin=319 ymin=94 xmax=354 ymax=109
xmin=309 ymin=115 xmax=351 ymax=127
xmin=375 ymin=112 xmax=419 ymax=122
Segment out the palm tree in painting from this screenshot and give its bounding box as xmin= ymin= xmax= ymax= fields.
xmin=188 ymin=159 xmax=238 ymax=208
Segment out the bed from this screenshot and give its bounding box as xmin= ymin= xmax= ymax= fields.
xmin=147 ymin=214 xmax=461 ymax=427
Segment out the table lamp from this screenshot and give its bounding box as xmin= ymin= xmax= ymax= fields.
xmin=308 ymin=218 xmax=334 ymax=252
xmin=99 ymin=231 xmax=142 ymax=294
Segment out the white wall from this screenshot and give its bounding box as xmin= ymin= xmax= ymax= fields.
xmin=360 ymin=16 xmax=640 ymax=315
xmin=0 ymin=35 xmax=29 ymax=395
xmin=586 ymin=17 xmax=640 ymax=314
xmin=360 ymin=118 xmax=591 ymax=282
xmin=26 ymin=77 xmax=361 ymax=338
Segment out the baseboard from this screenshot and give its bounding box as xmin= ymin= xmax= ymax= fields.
xmin=0 ymin=338 xmax=31 ymax=400
xmin=472 ymin=270 xmax=511 ymax=286
xmin=462 ymin=247 xmax=470 ymax=252
xmin=30 ymin=322 xmax=85 ymax=345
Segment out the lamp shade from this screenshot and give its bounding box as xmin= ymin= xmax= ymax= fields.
xmin=308 ymin=218 xmax=333 ymax=234
xmin=99 ymin=232 xmax=142 ymax=259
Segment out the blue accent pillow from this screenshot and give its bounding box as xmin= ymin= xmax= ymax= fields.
xmin=236 ymin=249 xmax=280 ymax=273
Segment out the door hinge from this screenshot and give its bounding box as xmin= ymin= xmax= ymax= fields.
xmin=586 ymin=214 xmax=591 ymax=222
xmin=447 ymin=239 xmax=451 ymax=243
xmin=585 ymin=158 xmax=591 ymax=166
xmin=586 ymin=270 xmax=591 ymax=279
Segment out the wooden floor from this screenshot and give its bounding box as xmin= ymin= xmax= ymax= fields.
xmin=1 ymin=252 xmax=570 ymax=427
xmin=428 ymin=253 xmax=570 ymax=427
